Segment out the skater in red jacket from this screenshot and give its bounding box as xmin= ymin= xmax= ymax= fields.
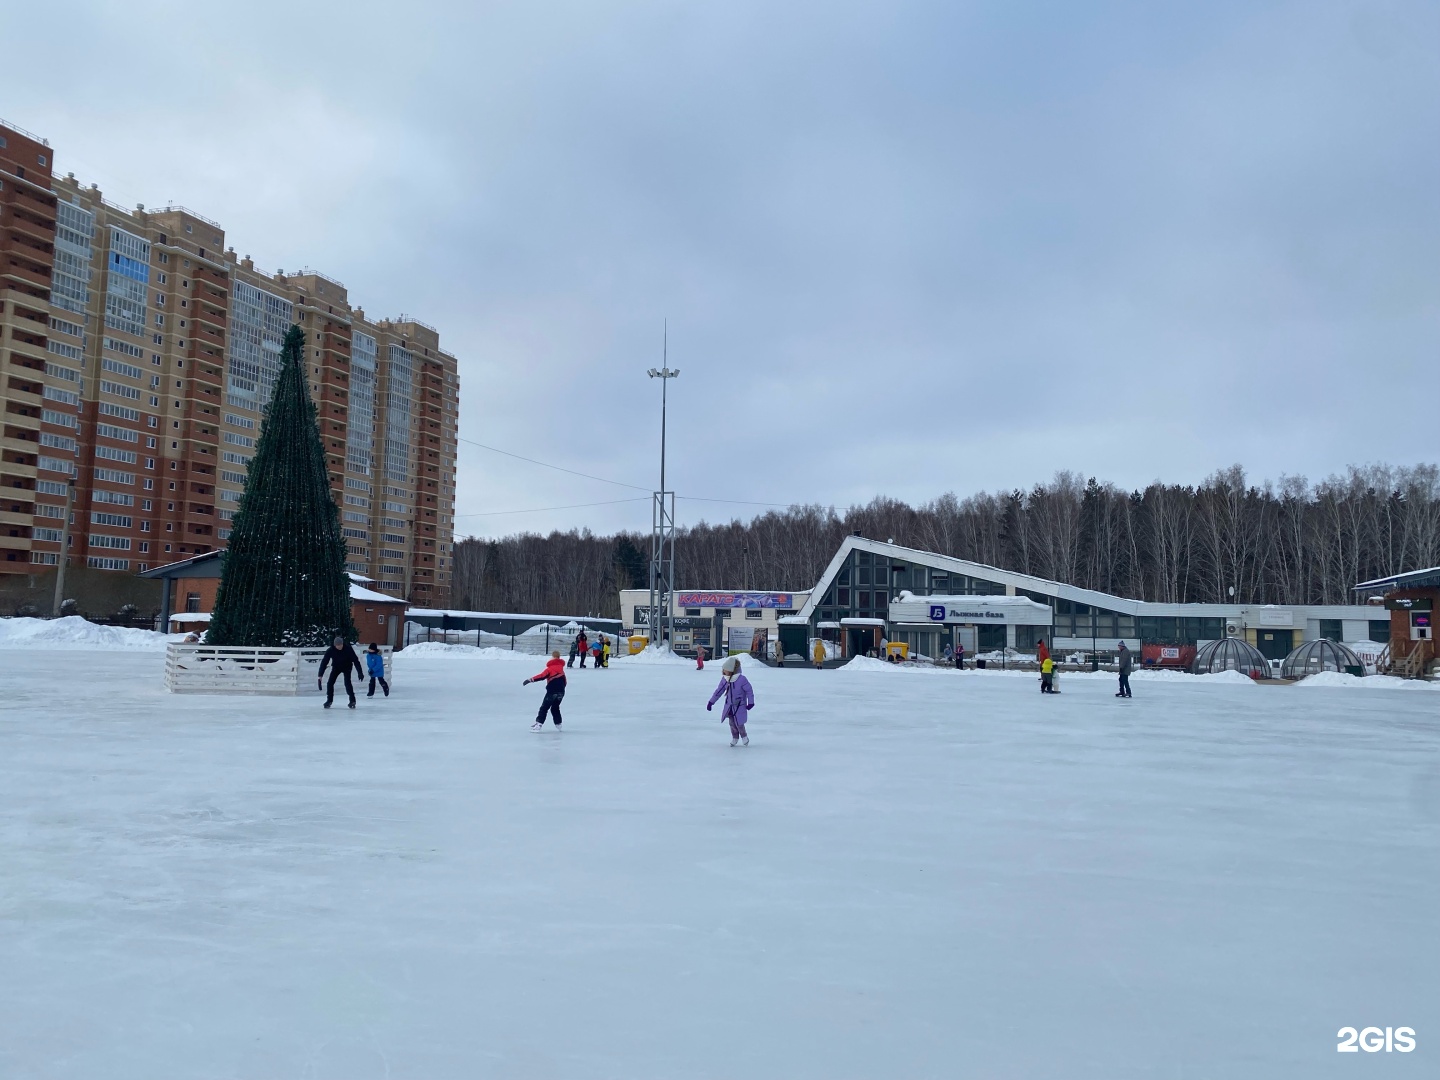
xmin=523 ymin=649 xmax=567 ymax=730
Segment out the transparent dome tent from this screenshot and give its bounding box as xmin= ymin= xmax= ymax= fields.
xmin=1280 ymin=639 xmax=1366 ymax=680
xmin=1192 ymin=637 xmax=1271 ymax=679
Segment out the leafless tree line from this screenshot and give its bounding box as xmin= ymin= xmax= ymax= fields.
xmin=452 ymin=463 xmax=1440 ymax=617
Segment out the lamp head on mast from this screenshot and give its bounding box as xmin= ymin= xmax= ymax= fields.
xmin=647 ymin=367 xmax=679 ymax=379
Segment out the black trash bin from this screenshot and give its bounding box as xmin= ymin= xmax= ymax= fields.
xmin=976 ymin=658 xmax=987 ymax=670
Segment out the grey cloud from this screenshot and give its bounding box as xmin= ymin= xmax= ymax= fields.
xmin=8 ymin=0 xmax=1436 ymax=536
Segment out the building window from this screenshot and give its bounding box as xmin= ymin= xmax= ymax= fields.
xmin=1319 ymin=619 xmax=1343 ymax=642
xmin=745 ymin=610 xmax=763 ymax=620
xmin=1370 ymin=620 xmax=1390 ymax=642
xmin=684 ymin=608 xmax=701 ymax=617
xmin=185 ymin=593 xmax=201 ymax=613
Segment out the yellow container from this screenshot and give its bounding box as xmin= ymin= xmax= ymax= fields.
xmin=886 ymin=641 xmax=909 ymax=659
xmin=628 ymin=635 xmax=648 ymax=655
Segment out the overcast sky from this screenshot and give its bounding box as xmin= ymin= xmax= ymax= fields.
xmin=7 ymin=0 xmax=1437 ymax=538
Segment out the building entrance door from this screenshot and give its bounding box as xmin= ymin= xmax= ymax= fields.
xmin=847 ymin=627 xmax=870 ymax=658
xmin=1256 ymin=629 xmax=1293 ymax=660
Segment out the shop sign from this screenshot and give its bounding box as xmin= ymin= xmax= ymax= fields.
xmin=928 ymin=605 xmax=1008 ymax=622
xmin=679 ymin=591 xmax=793 ymax=609
xmin=1385 ymin=597 xmax=1433 ymax=611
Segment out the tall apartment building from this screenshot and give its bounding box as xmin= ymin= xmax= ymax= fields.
xmin=0 ymin=119 xmax=459 ymax=606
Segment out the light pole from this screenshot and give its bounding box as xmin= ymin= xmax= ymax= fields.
xmin=646 ymin=328 xmax=678 ymax=652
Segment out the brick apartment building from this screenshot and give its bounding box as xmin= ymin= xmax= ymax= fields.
xmin=0 ymin=119 xmax=459 ymax=606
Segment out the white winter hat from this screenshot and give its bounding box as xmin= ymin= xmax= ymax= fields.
xmin=721 ymin=656 xmax=740 ymax=674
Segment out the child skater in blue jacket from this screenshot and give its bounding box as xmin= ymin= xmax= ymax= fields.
xmin=707 ymin=655 xmax=755 ymax=746
xmin=364 ymin=643 xmax=389 ymax=698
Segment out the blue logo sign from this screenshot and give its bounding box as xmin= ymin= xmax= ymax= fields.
xmin=928 ymin=604 xmax=946 ymax=621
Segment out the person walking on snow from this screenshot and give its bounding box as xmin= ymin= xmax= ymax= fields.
xmin=1040 ymin=654 xmax=1056 ymax=694
xmin=707 ymin=655 xmax=755 ymax=746
xmin=1116 ymin=641 xmax=1134 ymax=698
xmin=600 ymin=636 xmax=611 ymax=668
xmin=812 ymin=638 xmax=826 ymax=669
xmin=576 ymin=630 xmax=588 ymax=668
xmin=524 ymin=649 xmax=567 ymax=730
xmin=695 ymin=645 xmax=706 ymax=670
xmin=567 ymin=637 xmax=580 ymax=668
xmin=954 ymin=641 xmax=965 ymax=670
xmin=364 ymin=642 xmax=390 ymax=698
xmin=318 ymin=635 xmax=363 ymax=709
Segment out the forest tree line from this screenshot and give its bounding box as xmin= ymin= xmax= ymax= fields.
xmin=451 ymin=464 xmax=1440 ymax=618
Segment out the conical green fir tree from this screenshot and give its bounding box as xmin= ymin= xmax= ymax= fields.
xmin=207 ymin=325 xmax=357 ymax=647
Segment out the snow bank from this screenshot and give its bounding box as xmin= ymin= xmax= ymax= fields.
xmin=618 ymin=646 xmax=692 ymax=666
xmin=399 ymin=643 xmax=529 ymax=661
xmin=0 ymin=616 xmax=173 ymax=652
xmin=1294 ymin=671 xmax=1440 ymax=691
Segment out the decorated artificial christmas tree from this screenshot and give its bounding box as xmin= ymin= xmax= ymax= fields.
xmin=206 ymin=325 xmax=357 ymax=647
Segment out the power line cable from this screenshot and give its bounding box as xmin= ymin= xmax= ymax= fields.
xmin=456 ymin=436 xmax=650 ymax=492
xmin=454 ymin=497 xmax=649 ymax=518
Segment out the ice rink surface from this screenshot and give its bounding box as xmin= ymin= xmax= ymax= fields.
xmin=2 ymin=647 xmax=1437 ymax=1079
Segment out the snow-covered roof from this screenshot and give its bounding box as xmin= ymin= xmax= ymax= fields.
xmin=350 ymin=582 xmax=407 ymax=604
xmin=796 ymin=535 xmax=1382 ymax=622
xmin=408 ymin=607 xmax=620 ymax=624
xmin=1353 ymin=566 xmax=1440 ymax=592
xmin=167 ymin=612 xmax=211 ymax=623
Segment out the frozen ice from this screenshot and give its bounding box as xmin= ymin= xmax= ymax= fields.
xmin=1 ymin=646 xmax=1436 ymax=1078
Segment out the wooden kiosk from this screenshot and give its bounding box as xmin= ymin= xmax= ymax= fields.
xmin=1354 ymin=567 xmax=1439 ymax=679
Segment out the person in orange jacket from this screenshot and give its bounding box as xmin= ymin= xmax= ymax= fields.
xmin=524 ymin=649 xmax=568 ymax=730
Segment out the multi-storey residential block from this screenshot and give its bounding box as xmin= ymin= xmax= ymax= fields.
xmin=0 ymin=119 xmax=459 ymax=605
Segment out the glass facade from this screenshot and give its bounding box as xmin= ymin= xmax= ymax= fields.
xmin=51 ymin=201 xmax=95 ymax=315
xmin=812 ymin=552 xmax=1006 ymax=624
xmin=227 ymin=281 xmax=293 ymax=405
xmin=384 ymin=343 xmax=413 ymax=483
xmin=103 ymin=227 xmax=149 ymax=337
xmin=347 ymin=330 xmax=377 ymax=474
xmin=1136 ymin=616 xmax=1227 ymax=646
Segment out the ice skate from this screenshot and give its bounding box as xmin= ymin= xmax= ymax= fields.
xmin=741 ymin=735 xmax=749 ymax=746
xmin=730 ymin=737 xmax=738 ymax=746
xmin=531 ymin=721 xmax=544 ymax=731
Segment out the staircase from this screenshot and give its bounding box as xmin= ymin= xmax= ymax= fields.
xmin=1383 ymin=641 xmax=1434 ymax=679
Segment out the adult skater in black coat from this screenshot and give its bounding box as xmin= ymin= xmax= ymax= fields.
xmin=318 ymin=635 xmax=364 ymax=709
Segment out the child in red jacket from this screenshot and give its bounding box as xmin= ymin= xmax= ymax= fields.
xmin=524 ymin=649 xmax=568 ymax=731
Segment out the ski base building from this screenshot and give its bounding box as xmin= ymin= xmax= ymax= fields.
xmin=625 ymin=535 xmax=1389 ymax=665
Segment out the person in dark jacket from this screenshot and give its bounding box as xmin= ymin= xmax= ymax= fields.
xmin=1116 ymin=641 xmax=1134 ymax=698
xmin=576 ymin=630 xmax=588 ymax=668
xmin=364 ymin=643 xmax=389 ymax=698
xmin=318 ymin=635 xmax=363 ymax=709
xmin=524 ymin=649 xmax=567 ymax=730
xmin=567 ymin=638 xmax=580 ymax=668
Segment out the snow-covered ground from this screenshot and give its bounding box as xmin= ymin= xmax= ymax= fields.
xmin=2 ymin=645 xmax=1436 ymax=1079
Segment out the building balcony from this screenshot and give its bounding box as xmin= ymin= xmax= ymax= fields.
xmin=0 ymin=458 xmax=38 ymax=478
xmin=0 ymin=509 xmax=35 ymax=528
xmin=0 ymin=534 xmax=33 ymax=551
xmin=2 ymin=259 xmax=52 ymax=289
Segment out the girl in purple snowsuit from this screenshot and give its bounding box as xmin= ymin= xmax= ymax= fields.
xmin=707 ymin=655 xmax=755 ymax=746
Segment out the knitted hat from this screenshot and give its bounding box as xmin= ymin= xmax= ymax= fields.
xmin=721 ymin=656 xmax=740 ymax=674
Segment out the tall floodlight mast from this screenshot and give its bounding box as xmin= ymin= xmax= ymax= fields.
xmin=647 ymin=325 xmax=678 ymax=652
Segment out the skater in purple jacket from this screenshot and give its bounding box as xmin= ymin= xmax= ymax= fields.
xmin=707 ymin=655 xmax=755 ymax=746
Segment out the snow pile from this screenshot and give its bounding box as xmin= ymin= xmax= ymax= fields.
xmin=1295 ymin=671 xmax=1439 ymax=691
xmin=618 ymin=645 xmax=692 ymax=666
xmin=0 ymin=616 xmax=172 ymax=651
xmin=838 ymin=655 xmax=947 ymax=675
xmin=399 ymin=642 xmax=529 ymax=661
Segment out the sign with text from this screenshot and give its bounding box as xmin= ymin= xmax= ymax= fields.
xmin=678 ymin=592 xmax=793 ymax=609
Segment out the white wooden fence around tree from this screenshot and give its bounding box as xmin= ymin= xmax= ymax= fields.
xmin=164 ymin=644 xmax=393 ymax=695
